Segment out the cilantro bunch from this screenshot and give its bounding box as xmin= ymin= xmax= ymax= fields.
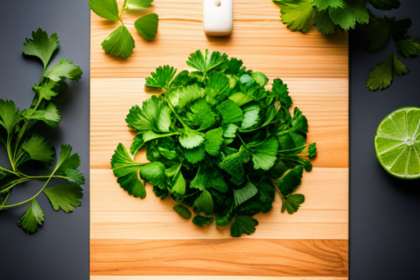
xmin=0 ymin=29 xmax=85 ymax=233
xmin=89 ymin=0 xmax=159 ymax=59
xmin=273 ymin=0 xmax=419 ymax=91
xmin=111 ymin=50 xmax=316 ymax=237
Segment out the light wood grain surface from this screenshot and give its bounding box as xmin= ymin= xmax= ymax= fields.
xmin=90 ymin=0 xmax=349 ymax=278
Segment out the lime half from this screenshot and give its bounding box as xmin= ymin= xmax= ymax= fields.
xmin=375 ymin=107 xmax=420 ymax=179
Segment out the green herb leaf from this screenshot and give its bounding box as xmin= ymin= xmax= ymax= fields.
xmin=46 ymin=57 xmax=83 ymax=82
xmin=22 ymin=29 xmax=58 ymax=69
xmin=367 ymin=52 xmax=409 ymax=91
xmin=21 ymin=135 xmax=55 ymax=166
xmin=275 ymin=0 xmax=316 ymax=33
xmin=0 ymin=100 xmax=21 ymax=134
xmin=135 ymin=13 xmax=159 ymax=41
xmin=313 ymin=0 xmax=345 ymax=11
xmin=101 ymin=25 xmax=135 ymax=60
xmin=248 ymin=137 xmax=279 ymax=171
xmin=193 ymin=189 xmax=214 ymax=215
xmin=281 ymin=194 xmax=305 ymax=214
xmin=173 ymin=205 xmax=191 ymax=219
xmin=192 ymin=215 xmax=213 ymax=227
xmin=146 ymin=65 xmax=177 ymax=91
xmin=18 ymin=199 xmax=45 ymax=233
xmin=128 ymin=0 xmax=154 ymax=9
xmin=204 ymin=127 xmax=224 ymax=156
xmin=186 ymin=50 xmax=228 ymax=73
xmin=233 ymin=181 xmax=258 ymax=207
xmin=397 ymin=37 xmax=420 ymax=58
xmin=89 ymin=0 xmax=120 ymax=21
xmin=44 ymin=184 xmax=83 ymax=213
xmin=314 ymin=10 xmax=336 ymax=35
xmin=230 ymin=215 xmax=258 ymax=237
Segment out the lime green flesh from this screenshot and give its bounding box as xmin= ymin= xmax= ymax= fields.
xmin=375 ymin=107 xmax=420 ymax=179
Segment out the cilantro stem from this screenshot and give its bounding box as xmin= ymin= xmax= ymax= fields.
xmin=0 ymin=166 xmax=21 ymax=177
xmin=2 ymin=167 xmax=58 ymax=209
xmin=120 ymin=0 xmax=128 ymax=18
xmin=236 ymin=133 xmax=246 ymax=146
xmin=165 ymin=97 xmax=191 ymax=131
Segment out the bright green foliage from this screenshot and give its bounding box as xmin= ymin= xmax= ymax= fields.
xmin=101 ymin=25 xmax=135 ymax=60
xmin=135 ymin=13 xmax=159 ymax=41
xmin=173 ymin=205 xmax=192 ymax=219
xmin=367 ymin=52 xmax=408 ymax=91
xmin=18 ymin=200 xmax=45 ymax=234
xmin=272 ymin=0 xmax=417 ymax=91
xmin=22 ymin=29 xmax=58 ymax=70
xmin=111 ymin=50 xmax=316 ymax=237
xmin=0 ymin=30 xmax=85 ymax=234
xmin=89 ymin=0 xmax=159 ymax=59
xmin=281 ymin=194 xmax=305 ymax=214
xmin=44 ymin=184 xmax=83 ymax=212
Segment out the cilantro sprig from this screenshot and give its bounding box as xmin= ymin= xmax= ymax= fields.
xmin=273 ymin=0 xmax=419 ymax=91
xmin=111 ymin=50 xmax=317 ymax=237
xmin=0 ymin=29 xmax=85 ymax=233
xmin=89 ymin=0 xmax=159 ymax=59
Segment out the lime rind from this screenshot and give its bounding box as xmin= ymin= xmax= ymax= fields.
xmin=375 ymin=107 xmax=420 ymax=180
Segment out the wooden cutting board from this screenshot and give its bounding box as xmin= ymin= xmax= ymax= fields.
xmin=90 ymin=0 xmax=349 ymax=279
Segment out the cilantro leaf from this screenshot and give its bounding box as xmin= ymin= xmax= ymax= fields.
xmin=22 ymin=103 xmax=61 ymax=128
xmin=0 ymin=100 xmax=21 ymax=134
xmin=314 ymin=10 xmax=336 ymax=35
xmin=276 ymin=165 xmax=303 ymax=196
xmin=111 ymin=144 xmax=146 ymax=198
xmin=89 ymin=0 xmax=120 ymax=21
xmin=220 ymin=147 xmax=247 ymax=185
xmin=360 ymin=15 xmax=390 ymax=52
xmin=233 ymin=181 xmax=258 ymax=207
xmin=248 ymin=137 xmax=279 ymax=171
xmin=193 ymin=189 xmax=214 ymax=215
xmin=33 ymin=80 xmax=58 ymax=101
xmin=276 ymin=0 xmax=316 ymax=33
xmin=126 ymin=96 xmax=171 ymax=132
xmin=397 ymin=37 xmax=420 ymax=58
xmin=146 ymin=65 xmax=177 ymax=91
xmin=101 ymin=25 xmax=135 ymax=60
xmin=179 ymin=131 xmax=205 ymax=149
xmin=230 ymin=215 xmax=258 ymax=237
xmin=135 ymin=13 xmax=159 ymax=41
xmin=44 ymin=184 xmax=83 ymax=213
xmin=368 ymin=0 xmax=400 ymax=11
xmin=329 ymin=1 xmax=368 ymax=31
xmin=172 ymin=170 xmax=186 ymax=195
xmin=367 ymin=52 xmax=409 ymax=91
xmin=173 ymin=205 xmax=191 ymax=219
xmin=18 ymin=199 xmax=45 ymax=233
xmin=251 ymin=72 xmax=268 ymax=87
xmin=308 ymin=142 xmax=317 ymax=158
xmin=271 ymin=78 xmax=292 ymax=108
xmin=184 ymin=145 xmax=206 ymax=163
xmin=204 ymin=128 xmax=224 ymax=156
xmin=217 ymin=100 xmax=243 ymax=124
xmin=186 ymin=50 xmax=228 ymax=73
xmin=46 ymin=57 xmax=83 ymax=82
xmin=192 ymin=215 xmax=213 ymax=227
xmin=21 ymin=135 xmax=55 ymax=166
xmin=170 ymin=84 xmax=205 ymax=108
xmin=313 ymin=0 xmax=345 ymax=11
xmin=241 ymin=103 xmax=260 ymax=129
xmin=128 ymin=0 xmax=154 ymax=9
xmin=281 ymin=194 xmax=305 ymax=214
xmin=139 ymin=162 xmax=165 ymax=186
xmin=22 ymin=29 xmax=58 ymax=70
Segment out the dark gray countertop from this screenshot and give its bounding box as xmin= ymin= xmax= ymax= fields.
xmin=350 ymin=2 xmax=420 ymax=279
xmin=0 ymin=1 xmax=90 ymax=279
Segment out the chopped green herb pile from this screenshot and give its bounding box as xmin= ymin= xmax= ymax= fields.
xmin=89 ymin=0 xmax=159 ymax=59
xmin=111 ymin=50 xmax=316 ymax=237
xmin=0 ymin=29 xmax=85 ymax=233
xmin=273 ymin=0 xmax=419 ymax=91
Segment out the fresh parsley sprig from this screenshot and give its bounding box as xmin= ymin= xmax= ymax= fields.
xmin=111 ymin=50 xmax=317 ymax=237
xmin=89 ymin=0 xmax=159 ymax=59
xmin=0 ymin=29 xmax=85 ymax=233
xmin=273 ymin=0 xmax=419 ymax=91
